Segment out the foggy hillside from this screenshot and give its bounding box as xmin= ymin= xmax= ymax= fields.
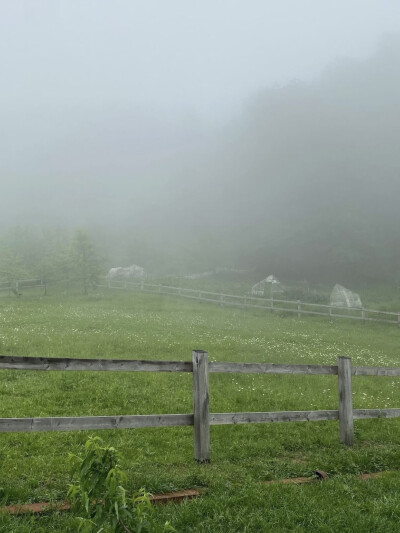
xmin=173 ymin=35 xmax=400 ymax=283
xmin=2 ymin=34 xmax=400 ymax=283
xmin=94 ymin=37 xmax=400 ymax=282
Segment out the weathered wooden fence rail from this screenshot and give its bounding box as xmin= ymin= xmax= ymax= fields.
xmin=2 ymin=353 xmax=400 ymax=462
xmin=102 ymin=280 xmax=400 ymax=327
xmin=0 ymin=278 xmax=46 ymax=296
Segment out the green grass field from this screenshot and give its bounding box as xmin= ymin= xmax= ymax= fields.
xmin=1 ymin=288 xmax=400 ymax=531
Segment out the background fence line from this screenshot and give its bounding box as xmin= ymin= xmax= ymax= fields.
xmin=2 ymin=277 xmax=398 ymax=326
xmin=102 ymin=279 xmax=400 ymax=327
xmin=1 ymin=353 xmax=400 ymax=461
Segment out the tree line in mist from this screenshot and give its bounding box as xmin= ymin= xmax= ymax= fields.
xmin=2 ymin=36 xmax=400 ymax=286
xmin=0 ymin=227 xmax=101 ymax=294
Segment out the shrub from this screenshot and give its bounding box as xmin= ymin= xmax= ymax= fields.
xmin=67 ymin=436 xmax=174 ymax=533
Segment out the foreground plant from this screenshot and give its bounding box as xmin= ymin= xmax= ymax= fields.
xmin=67 ymin=436 xmax=174 ymax=533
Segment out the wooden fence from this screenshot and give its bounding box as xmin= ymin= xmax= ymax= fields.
xmin=0 ymin=279 xmax=46 ymax=296
xmin=103 ymin=280 xmax=400 ymax=327
xmin=1 ymin=353 xmax=400 ymax=462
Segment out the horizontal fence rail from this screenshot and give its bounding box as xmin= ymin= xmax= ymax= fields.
xmin=209 ymin=362 xmax=339 ymax=375
xmin=2 ymin=354 xmax=400 ymax=461
xmin=3 ymin=355 xmax=400 ymax=378
xmin=0 ymin=356 xmax=193 ymax=373
xmin=0 ymin=278 xmax=46 ymax=295
xmin=101 ymin=279 xmax=400 ymax=327
xmin=0 ymin=414 xmax=194 ymax=433
xmin=209 ymin=411 xmax=339 ymax=425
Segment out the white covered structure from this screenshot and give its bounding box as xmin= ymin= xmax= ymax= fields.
xmin=251 ymin=275 xmax=284 ymax=297
xmin=330 ymin=284 xmax=362 ymax=308
xmin=107 ymin=264 xmax=146 ymax=281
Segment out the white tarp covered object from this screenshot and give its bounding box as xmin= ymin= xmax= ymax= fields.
xmin=107 ymin=264 xmax=146 ymax=280
xmin=251 ymin=275 xmax=284 ymax=296
xmin=330 ymin=284 xmax=362 ymax=308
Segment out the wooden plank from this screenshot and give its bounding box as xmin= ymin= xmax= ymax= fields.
xmin=2 ymin=489 xmax=200 ymax=514
xmin=353 ymin=366 xmax=400 ymax=377
xmin=264 ymin=476 xmax=320 ymax=485
xmin=178 ymin=294 xmax=230 ymax=305
xmin=364 ymin=317 xmax=398 ymax=324
xmin=267 ymin=306 xmax=329 ymax=317
xmin=332 ymin=313 xmax=382 ymax=322
xmin=3 ymin=408 xmax=400 ymax=434
xmin=353 ymin=408 xmax=400 ymax=419
xmin=209 ymin=362 xmax=338 ymax=375
xmin=192 ymin=350 xmax=210 ymax=463
xmin=210 ymin=410 xmax=339 ymax=425
xmin=338 ymin=356 xmax=354 ymax=446
xmin=0 ymin=413 xmax=193 ymax=432
xmin=307 ymin=309 xmax=353 ymax=318
xmin=273 ymin=299 xmax=398 ymax=315
xmin=149 ymin=489 xmax=200 ymax=504
xmin=362 ymin=308 xmax=399 ymax=317
xmin=0 ymin=356 xmax=192 ymax=373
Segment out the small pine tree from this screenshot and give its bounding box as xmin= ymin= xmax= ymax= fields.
xmin=70 ymin=229 xmax=101 ymax=295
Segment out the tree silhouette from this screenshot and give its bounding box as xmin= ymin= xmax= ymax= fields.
xmin=70 ymin=229 xmax=101 ymax=295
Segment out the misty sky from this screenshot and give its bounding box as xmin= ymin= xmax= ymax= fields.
xmin=2 ymin=1 xmax=400 ymax=233
xmin=2 ymin=1 xmax=400 ymax=280
xmin=2 ymin=1 xmax=400 ymax=118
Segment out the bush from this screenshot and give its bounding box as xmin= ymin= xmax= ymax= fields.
xmin=67 ymin=436 xmax=174 ymax=533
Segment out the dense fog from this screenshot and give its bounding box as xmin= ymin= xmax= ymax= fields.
xmin=2 ymin=2 xmax=400 ymax=285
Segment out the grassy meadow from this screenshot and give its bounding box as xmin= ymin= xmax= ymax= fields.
xmin=1 ymin=287 xmax=400 ymax=531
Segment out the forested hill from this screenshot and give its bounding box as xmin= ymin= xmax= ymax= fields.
xmin=164 ymin=35 xmax=400 ymax=284
xmin=2 ymin=36 xmax=400 ymax=284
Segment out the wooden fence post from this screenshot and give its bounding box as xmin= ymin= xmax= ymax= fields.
xmin=338 ymin=356 xmax=354 ymax=446
xmin=192 ymin=350 xmax=210 ymax=463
